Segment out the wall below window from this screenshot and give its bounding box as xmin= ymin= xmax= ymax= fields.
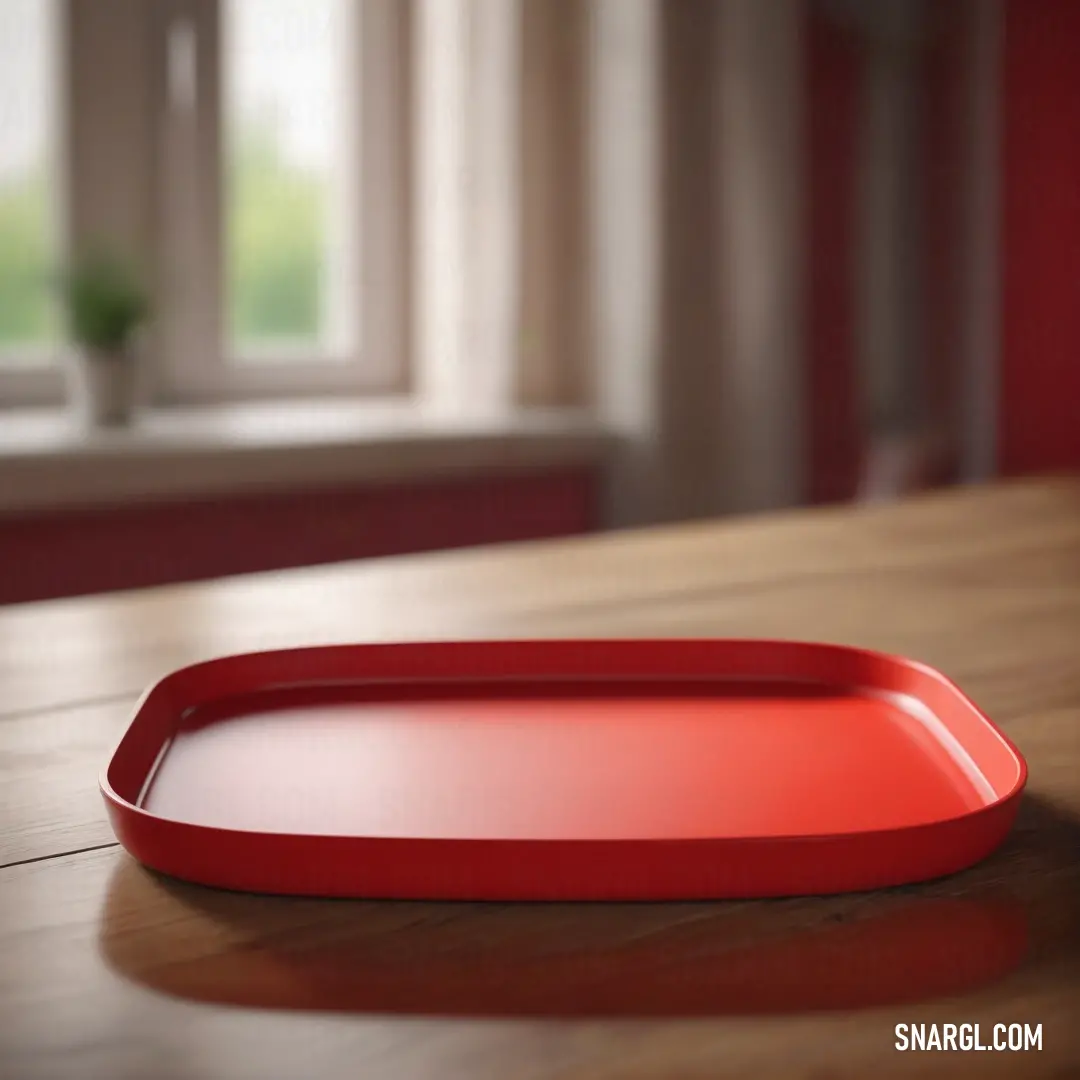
xmin=0 ymin=468 xmax=599 ymax=606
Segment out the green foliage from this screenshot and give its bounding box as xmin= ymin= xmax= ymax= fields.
xmin=227 ymin=121 xmax=324 ymax=345
xmin=0 ymin=118 xmax=324 ymax=352
xmin=0 ymin=169 xmax=55 ymax=347
xmin=59 ymin=252 xmax=149 ymax=353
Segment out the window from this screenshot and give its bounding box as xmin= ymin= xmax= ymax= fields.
xmin=225 ymin=0 xmax=355 ymax=359
xmin=0 ymin=0 xmax=59 ymax=360
xmin=0 ymin=2 xmax=603 ymax=414
xmin=0 ymin=1 xmax=460 ymax=408
xmin=0 ymin=0 xmax=393 ymax=407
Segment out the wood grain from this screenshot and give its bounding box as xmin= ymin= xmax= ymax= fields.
xmin=3 ymin=476 xmax=1080 ymax=1077
xmin=0 ymin=834 xmax=1076 ymax=1080
xmin=0 ymin=698 xmax=132 ymax=867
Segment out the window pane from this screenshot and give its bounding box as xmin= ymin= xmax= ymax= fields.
xmin=225 ymin=0 xmax=351 ymax=356
xmin=0 ymin=0 xmax=58 ymax=355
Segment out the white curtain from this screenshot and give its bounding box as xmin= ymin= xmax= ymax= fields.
xmin=407 ymin=0 xmax=998 ymax=522
xmin=412 ymin=0 xmax=807 ymax=526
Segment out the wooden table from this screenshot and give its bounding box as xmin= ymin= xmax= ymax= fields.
xmin=2 ymin=477 xmax=1079 ymax=1079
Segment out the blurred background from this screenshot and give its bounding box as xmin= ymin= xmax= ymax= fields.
xmin=0 ymin=0 xmax=1073 ymax=604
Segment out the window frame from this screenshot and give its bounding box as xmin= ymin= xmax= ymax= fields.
xmin=0 ymin=0 xmax=413 ymax=411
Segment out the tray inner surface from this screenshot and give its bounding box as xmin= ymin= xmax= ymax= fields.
xmin=140 ymin=682 xmax=996 ymax=840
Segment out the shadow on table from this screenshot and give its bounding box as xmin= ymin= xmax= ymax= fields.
xmin=96 ymin=795 xmax=1080 ymax=1019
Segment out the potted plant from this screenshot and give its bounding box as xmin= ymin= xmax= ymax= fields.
xmin=59 ymin=252 xmax=150 ymax=427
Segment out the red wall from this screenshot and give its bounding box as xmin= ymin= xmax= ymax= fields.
xmin=806 ymin=0 xmax=861 ymax=505
xmin=921 ymin=3 xmax=969 ymax=478
xmin=806 ymin=1 xmax=979 ymax=495
xmin=0 ymin=468 xmax=599 ymax=606
xmin=999 ymin=0 xmax=1080 ymax=475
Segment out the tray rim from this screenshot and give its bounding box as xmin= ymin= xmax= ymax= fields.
xmin=101 ymin=638 xmax=1028 ymax=845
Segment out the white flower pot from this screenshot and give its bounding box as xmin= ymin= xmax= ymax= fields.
xmin=72 ymin=349 xmax=139 ymax=428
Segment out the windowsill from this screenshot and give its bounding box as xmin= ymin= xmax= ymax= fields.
xmin=0 ymin=400 xmax=613 ymax=516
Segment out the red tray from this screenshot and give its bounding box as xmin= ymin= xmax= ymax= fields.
xmin=101 ymin=640 xmax=1027 ymax=900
